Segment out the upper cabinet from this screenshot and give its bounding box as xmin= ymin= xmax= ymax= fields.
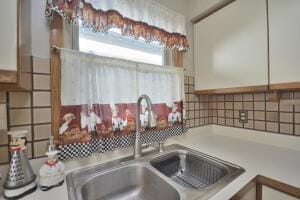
xmin=0 ymin=0 xmax=18 ymax=83
xmin=0 ymin=0 xmax=31 ymax=91
xmin=194 ymin=0 xmax=269 ymax=93
xmin=269 ymin=0 xmax=300 ymax=89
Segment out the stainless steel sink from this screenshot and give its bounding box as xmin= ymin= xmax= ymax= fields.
xmin=66 ymin=144 xmax=244 ymax=200
xmin=81 ymin=165 xmax=180 ymax=200
xmin=150 ymin=151 xmax=233 ymax=190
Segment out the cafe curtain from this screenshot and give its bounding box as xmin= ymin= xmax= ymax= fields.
xmin=45 ymin=0 xmax=189 ymax=51
xmin=58 ymin=49 xmax=187 ymax=160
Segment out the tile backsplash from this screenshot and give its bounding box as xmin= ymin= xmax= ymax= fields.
xmin=0 ymin=75 xmax=206 ymax=164
xmin=208 ymin=92 xmax=300 ymax=136
xmin=184 ymin=76 xmax=209 ymax=128
xmin=0 ymin=57 xmax=52 ymax=165
xmin=1 ymin=74 xmax=299 ymax=164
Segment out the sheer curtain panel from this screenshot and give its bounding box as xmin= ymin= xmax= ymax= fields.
xmin=58 ymin=49 xmax=187 ymax=160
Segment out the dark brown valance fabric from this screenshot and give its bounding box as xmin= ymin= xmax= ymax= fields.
xmin=45 ymin=0 xmax=189 ymax=51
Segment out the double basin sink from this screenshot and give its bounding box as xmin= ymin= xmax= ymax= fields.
xmin=66 ymin=144 xmax=244 ymax=200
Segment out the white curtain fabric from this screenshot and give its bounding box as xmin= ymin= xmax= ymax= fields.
xmin=85 ymin=0 xmax=186 ymax=35
xmin=60 ymin=49 xmax=184 ymax=106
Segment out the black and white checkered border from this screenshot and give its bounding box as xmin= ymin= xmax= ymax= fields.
xmin=59 ymin=124 xmax=188 ymax=160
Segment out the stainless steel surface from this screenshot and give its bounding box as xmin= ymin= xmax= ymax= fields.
xmin=149 ymin=141 xmax=165 ymax=153
xmin=134 ymin=95 xmax=157 ymax=158
xmin=67 ymin=144 xmax=245 ymax=200
xmin=150 ymin=151 xmax=228 ymax=189
xmin=4 ymin=150 xmax=36 ymax=189
xmin=81 ymin=165 xmax=180 ymax=200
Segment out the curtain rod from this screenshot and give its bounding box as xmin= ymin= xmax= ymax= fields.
xmin=50 ymin=45 xmax=186 ymax=71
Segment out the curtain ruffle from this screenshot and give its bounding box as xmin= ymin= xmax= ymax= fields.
xmin=45 ymin=0 xmax=189 ymax=51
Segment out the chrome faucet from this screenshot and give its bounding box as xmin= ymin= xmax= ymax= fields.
xmin=134 ymin=95 xmax=157 ymax=158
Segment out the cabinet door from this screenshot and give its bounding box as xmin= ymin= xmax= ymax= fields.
xmin=269 ymin=0 xmax=300 ymax=86
xmin=194 ymin=0 xmax=268 ymax=92
xmin=0 ymin=0 xmax=18 ymax=83
xmin=262 ymin=186 xmax=299 ymax=200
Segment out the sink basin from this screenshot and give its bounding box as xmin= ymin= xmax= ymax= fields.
xmin=80 ymin=165 xmax=180 ymax=200
xmin=150 ymin=151 xmax=229 ymax=189
xmin=66 ymin=144 xmax=244 ymax=200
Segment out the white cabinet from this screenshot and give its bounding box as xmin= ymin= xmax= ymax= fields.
xmin=194 ymin=0 xmax=268 ymax=92
xmin=262 ymin=186 xmax=299 ymax=200
xmin=0 ymin=0 xmax=18 ymax=82
xmin=0 ymin=0 xmax=32 ymax=91
xmin=269 ymin=0 xmax=300 ymax=85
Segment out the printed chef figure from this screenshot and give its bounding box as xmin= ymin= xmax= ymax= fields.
xmin=59 ymin=113 xmax=77 ymax=135
xmin=80 ymin=106 xmax=102 ymax=132
xmin=111 ymin=104 xmax=125 ymax=132
xmin=39 ymin=150 xmax=65 ymax=191
xmin=140 ymin=100 xmax=149 ymax=128
xmin=168 ymin=103 xmax=182 ymax=124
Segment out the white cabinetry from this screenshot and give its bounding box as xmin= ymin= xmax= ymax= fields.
xmin=194 ymin=0 xmax=268 ymax=93
xmin=269 ymin=0 xmax=300 ymax=86
xmin=0 ymin=0 xmax=18 ymax=76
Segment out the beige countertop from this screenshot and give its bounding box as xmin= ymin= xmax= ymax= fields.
xmin=1 ymin=125 xmax=300 ymax=200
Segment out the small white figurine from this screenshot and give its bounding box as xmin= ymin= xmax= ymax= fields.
xmin=39 ymin=150 xmax=65 ymax=191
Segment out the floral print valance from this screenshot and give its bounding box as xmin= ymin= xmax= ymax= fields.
xmin=45 ymin=0 xmax=189 ymax=51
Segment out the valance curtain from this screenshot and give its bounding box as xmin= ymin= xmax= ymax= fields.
xmin=58 ymin=49 xmax=187 ymax=160
xmin=45 ymin=0 xmax=189 ymax=51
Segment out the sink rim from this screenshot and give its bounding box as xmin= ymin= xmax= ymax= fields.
xmin=66 ymin=144 xmax=245 ymax=200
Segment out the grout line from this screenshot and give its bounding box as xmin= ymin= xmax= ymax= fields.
xmin=293 ymin=92 xmax=295 ymax=135
xmin=30 ymin=56 xmax=35 ymax=159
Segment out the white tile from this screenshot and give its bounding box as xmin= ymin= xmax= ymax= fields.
xmin=0 ymin=130 xmax=8 ymax=145
xmin=33 ymin=57 xmax=50 ymax=74
xmin=9 ymin=92 xmax=31 ymax=108
xmin=34 ymin=124 xmax=51 ymax=140
xmin=26 ymin=143 xmax=32 ymax=158
xmin=0 ymin=146 xmax=9 ymax=163
xmin=34 ymin=140 xmax=48 ymax=157
xmin=33 ymin=108 xmax=51 ymax=123
xmin=0 ymin=92 xmax=6 ymax=103
xmin=0 ymin=104 xmax=7 ymax=130
xmin=33 ymin=91 xmax=51 ymax=107
xmin=9 ymin=109 xmax=31 ymax=126
xmin=33 ymin=74 xmax=50 ymax=90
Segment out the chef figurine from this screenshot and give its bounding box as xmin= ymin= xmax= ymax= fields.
xmin=3 ymin=130 xmax=37 ymax=199
xmin=39 ymin=149 xmax=65 ymax=191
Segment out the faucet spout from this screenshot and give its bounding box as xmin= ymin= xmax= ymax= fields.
xmin=134 ymin=95 xmax=157 ymax=158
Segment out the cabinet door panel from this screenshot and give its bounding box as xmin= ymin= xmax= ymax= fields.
xmin=269 ymin=0 xmax=300 ymax=84
xmin=262 ymin=186 xmax=299 ymax=200
xmin=0 ymin=0 xmax=18 ymax=72
xmin=194 ymin=0 xmax=268 ymax=91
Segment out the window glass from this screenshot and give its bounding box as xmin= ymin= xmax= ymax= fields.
xmin=79 ymin=27 xmax=164 ymax=65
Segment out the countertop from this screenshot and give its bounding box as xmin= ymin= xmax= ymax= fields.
xmin=1 ymin=125 xmax=300 ymax=200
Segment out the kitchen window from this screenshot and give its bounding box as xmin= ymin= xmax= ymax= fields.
xmin=79 ymin=27 xmax=164 ymax=66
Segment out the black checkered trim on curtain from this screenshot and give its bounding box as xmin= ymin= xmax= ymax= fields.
xmin=59 ymin=124 xmax=188 ymax=160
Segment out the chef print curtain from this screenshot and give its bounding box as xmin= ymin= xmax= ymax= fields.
xmin=58 ymin=49 xmax=187 ymax=160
